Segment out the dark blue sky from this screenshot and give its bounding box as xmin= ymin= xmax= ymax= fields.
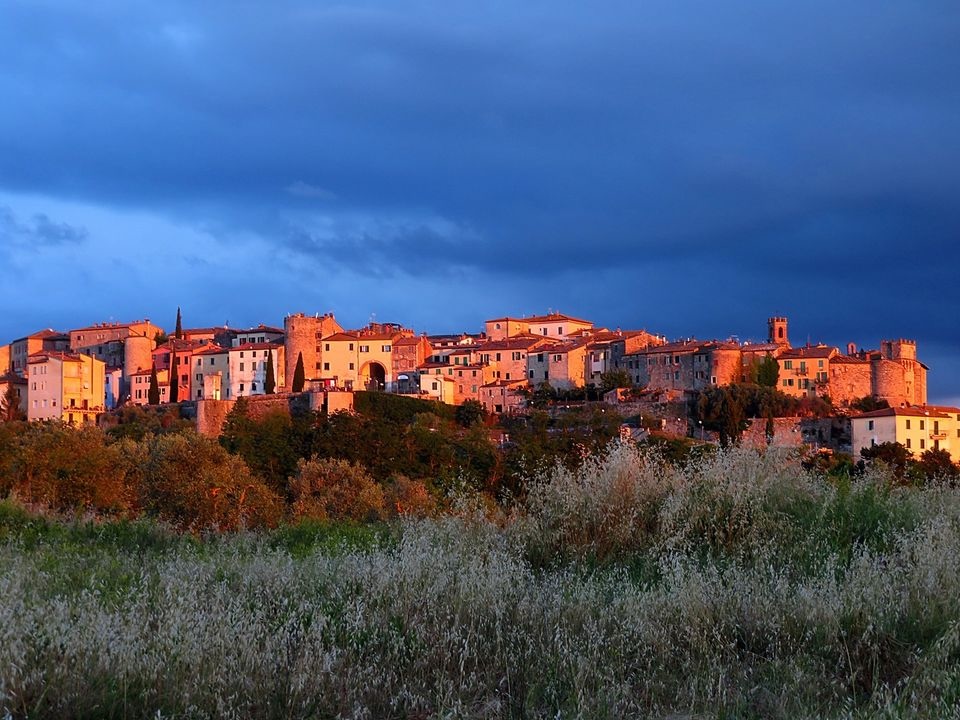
xmin=1 ymin=1 xmax=958 ymax=401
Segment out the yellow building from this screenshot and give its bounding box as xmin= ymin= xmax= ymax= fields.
xmin=320 ymin=330 xmax=401 ymax=390
xmin=851 ymin=406 xmax=960 ymax=463
xmin=26 ymin=351 xmax=106 ymax=425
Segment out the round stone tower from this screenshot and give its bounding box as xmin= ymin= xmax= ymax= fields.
xmin=284 ymin=313 xmax=317 ymax=390
xmin=123 ymin=335 xmax=155 ymax=399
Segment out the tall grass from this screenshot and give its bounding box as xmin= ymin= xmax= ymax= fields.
xmin=3 ymin=444 xmax=960 ymax=718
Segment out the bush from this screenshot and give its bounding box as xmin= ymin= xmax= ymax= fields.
xmin=140 ymin=432 xmax=281 ymax=531
xmin=6 ymin=422 xmax=135 ymax=515
xmin=288 ymin=456 xmax=386 ymax=522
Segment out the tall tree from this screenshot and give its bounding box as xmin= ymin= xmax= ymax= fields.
xmin=148 ymin=363 xmax=161 ymax=405
xmin=756 ymin=353 xmax=780 ymax=387
xmin=292 ymin=351 xmax=306 ymax=393
xmin=0 ymin=383 xmax=25 ymax=422
xmin=168 ymin=354 xmax=179 ymax=403
xmin=264 ymin=349 xmax=276 ymax=395
xmin=175 ymin=306 xmax=183 ymax=340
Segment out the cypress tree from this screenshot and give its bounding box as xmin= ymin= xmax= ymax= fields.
xmin=292 ymin=351 xmax=305 ymax=393
xmin=175 ymin=306 xmax=183 ymax=340
xmin=148 ymin=363 xmax=161 ymax=405
xmin=265 ymin=349 xmax=276 ymax=395
xmin=168 ymin=353 xmax=179 ymax=403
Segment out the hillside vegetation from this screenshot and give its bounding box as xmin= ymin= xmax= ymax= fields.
xmin=2 ymin=445 xmax=960 ymax=718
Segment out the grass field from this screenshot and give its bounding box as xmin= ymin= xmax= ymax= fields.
xmin=2 ymin=444 xmax=960 ymax=718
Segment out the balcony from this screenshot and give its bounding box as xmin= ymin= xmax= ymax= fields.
xmin=930 ymin=432 xmax=948 ymax=441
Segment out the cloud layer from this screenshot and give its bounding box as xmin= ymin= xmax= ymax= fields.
xmin=0 ymin=1 xmax=957 ymax=398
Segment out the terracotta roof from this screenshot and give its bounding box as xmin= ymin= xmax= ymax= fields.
xmin=69 ymin=320 xmax=155 ymax=332
xmin=480 ymin=379 xmax=527 ymax=388
xmin=524 ymin=312 xmax=593 ymax=325
xmin=628 ymin=340 xmax=702 ymax=356
xmin=394 ymin=336 xmax=428 ymax=346
xmin=779 ymin=346 xmax=837 ymax=360
xmin=740 ymin=343 xmax=782 ymax=353
xmin=832 ymin=354 xmax=869 ymax=365
xmin=230 ymin=341 xmax=283 ymax=351
xmin=183 ymin=326 xmax=234 ymax=335
xmin=852 ymin=406 xmax=952 ymax=420
xmin=235 ymin=325 xmax=284 ymax=335
xmin=193 ymin=344 xmax=229 ymax=356
xmin=27 ymin=350 xmax=83 ymax=363
xmin=475 ymin=337 xmax=547 ymax=352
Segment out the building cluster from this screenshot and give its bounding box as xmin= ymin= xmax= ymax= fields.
xmin=0 ymin=310 xmax=953 ymax=463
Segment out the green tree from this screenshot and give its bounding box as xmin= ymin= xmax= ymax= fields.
xmin=0 ymin=383 xmax=25 ymax=422
xmin=917 ymin=447 xmax=959 ymax=482
xmin=455 ymin=399 xmax=486 ymax=427
xmin=292 ymin=352 xmax=306 ymax=393
xmin=860 ymin=441 xmax=912 ymax=482
xmin=288 ymin=457 xmax=386 ymax=521
xmin=175 ymin=306 xmax=183 ymax=340
xmin=264 ymin=349 xmax=276 ymax=394
xmin=148 ymin=364 xmax=161 ymax=405
xmin=851 ymin=396 xmax=890 ymax=413
xmin=168 ymin=356 xmax=179 ymax=404
xmin=599 ymin=368 xmax=632 ymax=393
xmin=756 ymin=354 xmax=780 ymax=387
xmin=141 ymin=432 xmax=281 ymax=530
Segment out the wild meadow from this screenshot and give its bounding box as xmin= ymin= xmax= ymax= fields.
xmin=2 ymin=443 xmax=960 ymax=719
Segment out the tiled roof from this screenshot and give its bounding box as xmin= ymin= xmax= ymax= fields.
xmin=230 ymin=341 xmax=283 ymax=351
xmin=27 ymin=350 xmax=83 ymax=363
xmin=193 ymin=344 xmax=229 ymax=356
xmin=852 ymin=406 xmax=952 ymax=419
xmin=236 ymin=325 xmax=284 ymax=335
xmin=779 ymin=346 xmax=837 ymax=360
xmin=69 ymin=320 xmax=155 ymax=332
xmin=524 ymin=312 xmax=593 ymax=325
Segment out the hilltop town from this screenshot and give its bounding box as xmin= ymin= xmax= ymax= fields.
xmin=0 ymin=310 xmax=955 ymax=462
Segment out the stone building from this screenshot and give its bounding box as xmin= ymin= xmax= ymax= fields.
xmin=26 ymin=351 xmax=105 ymax=424
xmin=852 ymin=406 xmax=960 ymax=462
xmin=283 ymin=312 xmax=344 ymax=389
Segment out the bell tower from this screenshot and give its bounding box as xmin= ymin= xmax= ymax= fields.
xmin=768 ymin=316 xmax=790 ymax=347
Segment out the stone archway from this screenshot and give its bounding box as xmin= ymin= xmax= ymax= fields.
xmin=361 ymin=361 xmax=386 ymax=391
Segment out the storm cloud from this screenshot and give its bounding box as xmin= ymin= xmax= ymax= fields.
xmin=0 ymin=0 xmax=957 ymax=399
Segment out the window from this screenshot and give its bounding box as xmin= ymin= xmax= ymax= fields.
xmin=920 ymin=439 xmax=926 ymax=449
xmin=239 ymin=362 xmax=245 ymax=371
xmin=868 ymin=420 xmax=874 ymax=431
xmin=818 ymin=359 xmax=824 ymax=369
xmin=920 ymin=420 xmax=926 ymax=430
xmin=325 ymin=343 xmax=330 ymax=351
xmin=196 ymin=373 xmax=202 ymax=381
xmin=348 ymin=343 xmax=354 ymax=351
xmin=197 ymin=359 xmax=201 ymax=366
xmin=512 ymin=352 xmax=522 ymax=361
xmin=537 ymin=353 xmax=544 ymax=362
xmin=906 ymin=439 xmax=912 ymax=449
xmin=252 ymin=351 xmax=258 ymax=357
xmin=360 ymin=345 xmax=369 ymax=353
xmin=558 ymin=327 xmax=563 ymax=335
xmin=495 ymin=323 xmax=501 ymax=330
xmin=906 ymin=419 xmax=911 ymax=430
xmin=239 ymin=383 xmax=244 ymax=392
xmin=209 ymin=358 xmax=214 ymax=365
xmin=349 ymin=363 xmax=355 ymax=370
xmin=529 ymin=370 xmax=534 ymax=378
xmin=674 ymin=371 xmax=680 ymax=381
xmin=711 ymin=376 xmax=717 ymax=384
xmin=784 ymin=360 xmax=793 ymax=370
xmin=382 ymin=345 xmax=391 ymax=352
xmin=251 ymin=382 xmax=257 ymax=391
xmin=553 ymin=354 xmax=562 ymax=362
xmin=323 ymin=362 xmax=330 ymax=371
xmin=496 ymin=353 xmax=501 ymax=361
xmin=432 ymin=382 xmax=438 ymax=391
xmin=240 ymin=351 xmax=245 ymax=358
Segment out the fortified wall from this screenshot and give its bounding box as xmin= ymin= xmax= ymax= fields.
xmin=195 ymin=390 xmax=352 ymax=437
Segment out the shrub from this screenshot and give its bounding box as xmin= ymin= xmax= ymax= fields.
xmin=288 ymin=456 xmax=386 ymax=522
xmin=140 ymin=432 xmax=281 ymax=531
